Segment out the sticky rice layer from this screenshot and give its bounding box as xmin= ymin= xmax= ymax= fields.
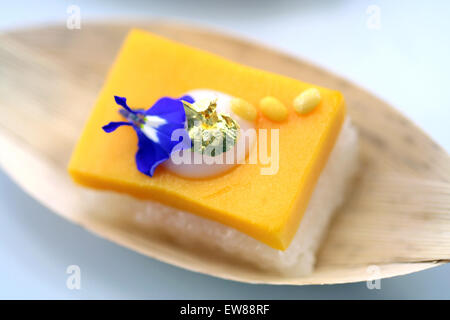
xmin=127 ymin=118 xmax=359 ymax=276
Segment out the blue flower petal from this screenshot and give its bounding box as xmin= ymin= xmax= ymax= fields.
xmin=179 ymin=95 xmax=195 ymax=104
xmin=144 ymin=96 xmax=189 ymax=153
xmin=102 ymin=121 xmax=132 ymax=133
xmin=114 ymin=96 xmax=135 ymax=114
xmin=104 ymin=95 xmax=192 ymax=177
xmin=154 ymin=125 xmax=185 ymax=154
xmin=134 ymin=129 xmax=169 ymax=177
xmin=145 ymin=97 xmax=186 ymax=125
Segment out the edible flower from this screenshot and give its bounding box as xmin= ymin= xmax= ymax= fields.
xmin=102 ymin=95 xmax=194 ymax=177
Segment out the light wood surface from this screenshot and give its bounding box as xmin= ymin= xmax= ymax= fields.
xmin=0 ymin=22 xmax=449 ymax=285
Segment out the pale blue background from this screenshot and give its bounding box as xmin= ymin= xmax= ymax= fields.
xmin=0 ymin=0 xmax=449 ymax=299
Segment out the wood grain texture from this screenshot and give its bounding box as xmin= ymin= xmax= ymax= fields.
xmin=0 ymin=22 xmax=449 ymax=284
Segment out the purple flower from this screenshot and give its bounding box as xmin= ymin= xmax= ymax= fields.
xmin=102 ymin=95 xmax=193 ymax=177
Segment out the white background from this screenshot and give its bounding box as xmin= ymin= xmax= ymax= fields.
xmin=0 ymin=0 xmax=449 ymax=299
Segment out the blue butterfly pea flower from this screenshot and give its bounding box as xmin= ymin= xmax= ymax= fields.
xmin=102 ymin=95 xmax=193 ymax=177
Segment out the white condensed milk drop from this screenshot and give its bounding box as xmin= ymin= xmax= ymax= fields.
xmin=164 ymin=89 xmax=257 ymax=178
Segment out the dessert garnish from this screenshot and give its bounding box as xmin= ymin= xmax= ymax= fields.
xmin=102 ymin=95 xmax=190 ymax=177
xmin=102 ymin=94 xmax=240 ymax=176
xmin=259 ymin=96 xmax=288 ymax=122
xmin=293 ymin=88 xmax=321 ymax=115
xmin=229 ymin=97 xmax=257 ymax=121
xmin=183 ymin=98 xmax=239 ymax=157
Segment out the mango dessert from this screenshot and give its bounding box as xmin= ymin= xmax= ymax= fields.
xmin=68 ymin=29 xmax=359 ymax=275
